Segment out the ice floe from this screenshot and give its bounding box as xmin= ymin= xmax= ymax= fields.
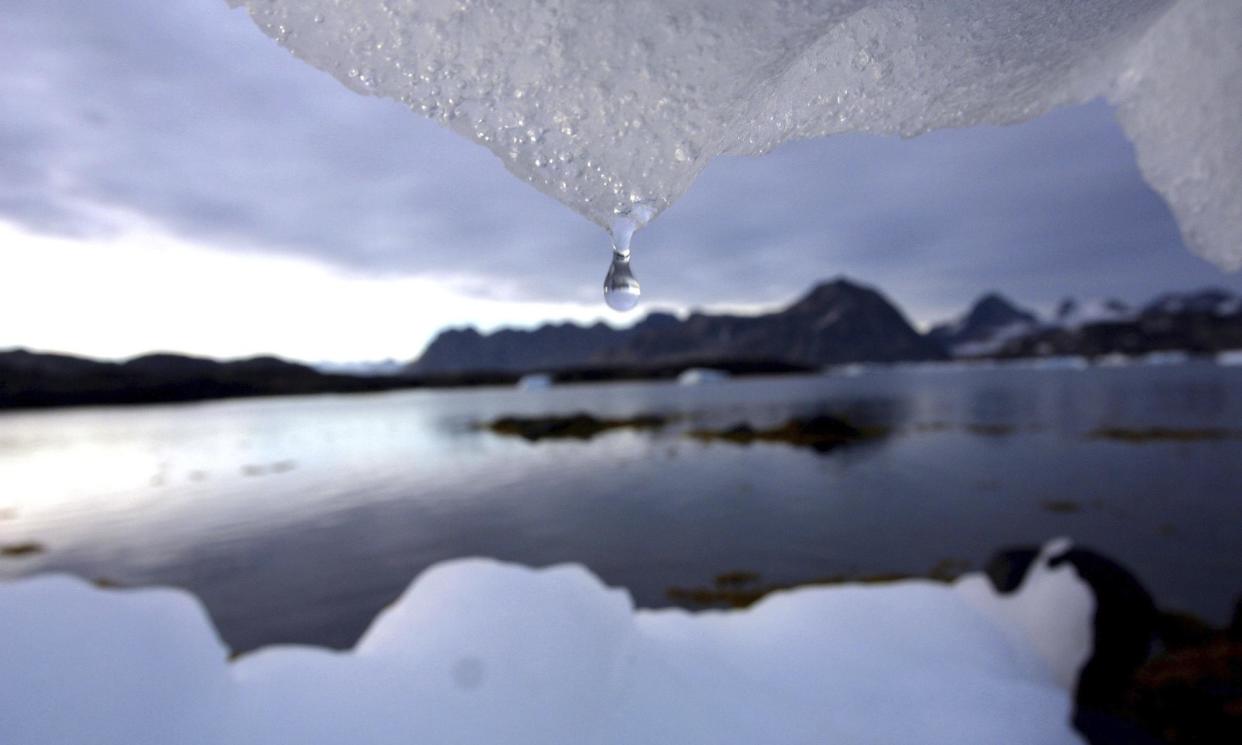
xmin=1 ymin=540 xmax=1093 ymax=744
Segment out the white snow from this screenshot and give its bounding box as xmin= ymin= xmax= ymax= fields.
xmin=225 ymin=0 xmax=1241 ymax=269
xmin=1 ymin=541 xmax=1093 ymax=744
xmin=955 ymin=538 xmax=1094 ymax=691
xmin=952 ymin=319 xmax=1041 ymax=358
xmin=1056 ymin=300 xmax=1134 ymax=329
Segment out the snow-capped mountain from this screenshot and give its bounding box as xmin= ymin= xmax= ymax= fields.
xmin=1053 ymin=298 xmax=1133 ymax=328
xmin=932 ymin=288 xmax=1242 ymax=360
xmin=1141 ymin=288 xmax=1242 ymax=318
xmin=928 ymin=294 xmax=1041 ymax=357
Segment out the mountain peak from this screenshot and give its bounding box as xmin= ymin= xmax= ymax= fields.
xmin=967 ymin=293 xmax=1038 ymax=327
xmin=929 ymin=291 xmax=1039 ymax=356
xmin=786 ymin=277 xmax=876 ymax=312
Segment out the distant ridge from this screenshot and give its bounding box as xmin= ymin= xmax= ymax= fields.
xmin=7 ymin=282 xmax=1242 ymax=411
xmin=992 ymin=288 xmax=1242 ymax=359
xmin=410 ymin=312 xmax=679 ymax=375
xmin=411 ymin=278 xmax=944 ymax=375
xmin=0 ymin=350 xmax=429 ymax=411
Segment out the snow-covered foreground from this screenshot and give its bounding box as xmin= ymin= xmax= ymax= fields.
xmin=1 ymin=541 xmax=1092 ymax=745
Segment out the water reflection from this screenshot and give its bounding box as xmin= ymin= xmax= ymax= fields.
xmin=1 ymin=364 xmax=1241 ymax=652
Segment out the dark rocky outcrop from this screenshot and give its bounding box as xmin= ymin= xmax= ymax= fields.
xmin=983 ymin=547 xmax=1040 ymax=593
xmin=689 ymin=414 xmax=882 ymax=453
xmin=485 ymin=413 xmax=669 ymax=441
xmin=0 ymin=541 xmax=45 ymax=557
xmin=987 ymin=543 xmax=1242 ymax=745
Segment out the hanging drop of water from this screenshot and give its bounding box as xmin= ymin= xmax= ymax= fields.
xmin=604 ymin=249 xmax=640 ymax=311
xmin=602 ymin=202 xmax=655 ymax=312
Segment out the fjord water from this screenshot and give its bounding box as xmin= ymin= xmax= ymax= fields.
xmin=1 ymin=363 xmax=1240 ymax=653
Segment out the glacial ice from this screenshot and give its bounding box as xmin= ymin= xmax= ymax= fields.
xmin=225 ymin=0 xmax=1241 ymax=269
xmin=0 ymin=542 xmax=1093 ymax=744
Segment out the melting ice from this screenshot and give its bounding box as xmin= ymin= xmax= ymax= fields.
xmin=225 ymin=0 xmax=1242 ymax=276
xmin=0 ymin=542 xmax=1095 ymax=744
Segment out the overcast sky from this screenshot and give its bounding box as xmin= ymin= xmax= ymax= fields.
xmin=3 ymin=0 xmax=1240 ymax=362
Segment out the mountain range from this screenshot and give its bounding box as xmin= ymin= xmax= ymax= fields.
xmin=0 ymin=350 xmax=515 ymax=411
xmin=929 ymin=289 xmax=1242 ymax=359
xmin=5 ymin=278 xmax=1242 ymax=410
xmin=412 ymin=278 xmax=944 ymax=374
xmin=412 ymin=279 xmax=1242 ymax=374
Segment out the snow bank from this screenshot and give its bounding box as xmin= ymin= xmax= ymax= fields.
xmin=225 ymin=0 xmax=1241 ymax=268
xmin=1 ymin=541 xmax=1092 ymax=744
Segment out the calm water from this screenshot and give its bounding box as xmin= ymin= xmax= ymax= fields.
xmin=2 ymin=362 xmax=1241 ymax=652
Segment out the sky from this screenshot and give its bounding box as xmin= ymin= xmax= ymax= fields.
xmin=3 ymin=0 xmax=1241 ymax=363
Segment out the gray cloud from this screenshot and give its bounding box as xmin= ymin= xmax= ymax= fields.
xmin=3 ymin=0 xmax=1240 ymax=329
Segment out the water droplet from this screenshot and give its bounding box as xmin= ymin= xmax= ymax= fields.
xmin=604 ymin=250 xmax=640 ymax=312
xmin=601 ymin=202 xmax=656 ymax=312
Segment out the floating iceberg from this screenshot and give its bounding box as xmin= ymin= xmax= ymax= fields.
xmin=1215 ymin=349 xmax=1242 ymax=366
xmin=226 ymin=0 xmax=1241 ymax=269
xmin=676 ymin=367 xmax=729 ymax=385
xmin=516 ymin=372 xmax=554 ymax=389
xmin=0 ymin=542 xmax=1093 ymax=745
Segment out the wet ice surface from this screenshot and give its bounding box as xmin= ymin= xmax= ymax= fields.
xmin=1 ymin=364 xmax=1240 ymax=653
xmin=0 ymin=542 xmax=1092 ymax=745
xmin=227 ymin=0 xmax=1241 ymax=268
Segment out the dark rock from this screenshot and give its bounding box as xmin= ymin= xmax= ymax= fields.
xmin=983 ymin=547 xmax=1039 ymax=594
xmin=690 ymin=414 xmax=877 ymax=453
xmin=1088 ymin=427 xmax=1237 ymax=443
xmin=1232 ymin=597 xmax=1242 ymax=642
xmin=486 ymin=413 xmax=668 ymax=441
xmin=1158 ymin=611 xmax=1218 ymax=652
xmin=1072 ymin=710 xmax=1168 ymax=745
xmin=1125 ymin=639 xmax=1242 ymax=744
xmin=980 ymin=545 xmax=1205 ymax=745
xmin=1051 ymin=548 xmax=1159 ymax=711
xmin=1 ymin=541 xmax=45 ymax=557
